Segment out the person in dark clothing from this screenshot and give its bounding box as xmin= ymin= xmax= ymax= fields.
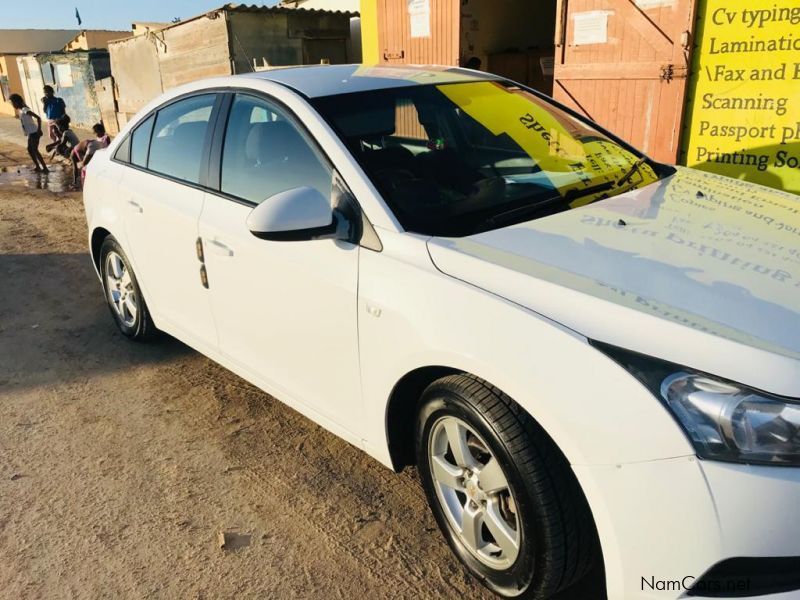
xmin=464 ymin=56 xmax=483 ymax=71
xmin=9 ymin=93 xmax=48 ymax=173
xmin=42 ymin=85 xmax=67 ymax=144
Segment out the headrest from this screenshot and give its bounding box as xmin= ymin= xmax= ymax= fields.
xmin=173 ymin=121 xmax=207 ymax=149
xmin=245 ymin=121 xmax=311 ymax=165
xmin=245 ymin=122 xmax=269 ymax=162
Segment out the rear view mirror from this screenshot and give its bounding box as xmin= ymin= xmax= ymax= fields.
xmin=247 ymin=186 xmax=340 ymax=242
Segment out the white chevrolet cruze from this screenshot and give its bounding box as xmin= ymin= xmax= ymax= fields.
xmin=83 ymin=65 xmax=800 ymax=599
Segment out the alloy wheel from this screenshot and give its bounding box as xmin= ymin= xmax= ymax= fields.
xmin=428 ymin=416 xmax=521 ymax=570
xmin=105 ymin=250 xmax=138 ymax=328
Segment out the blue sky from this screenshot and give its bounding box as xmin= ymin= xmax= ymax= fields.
xmin=4 ymin=1 xmax=280 ymax=30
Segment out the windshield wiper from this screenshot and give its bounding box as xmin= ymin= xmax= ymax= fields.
xmin=473 ymin=181 xmax=615 ymax=233
xmin=471 ymin=161 xmax=653 ymax=235
xmin=615 ymin=156 xmax=648 ymax=188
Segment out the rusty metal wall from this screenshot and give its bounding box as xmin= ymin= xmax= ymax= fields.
xmin=158 ymin=13 xmax=232 ymax=91
xmin=108 ymin=34 xmax=163 ymax=115
xmin=553 ymin=0 xmax=698 ymax=163
xmin=378 ymin=0 xmax=459 ymax=66
xmin=228 ymin=10 xmax=351 ymax=73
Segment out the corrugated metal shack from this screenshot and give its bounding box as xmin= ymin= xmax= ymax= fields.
xmin=16 ymin=50 xmax=111 ymax=129
xmin=109 ymin=3 xmax=357 ymax=124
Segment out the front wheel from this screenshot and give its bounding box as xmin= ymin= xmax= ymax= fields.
xmin=416 ymin=374 xmax=599 ymax=598
xmin=99 ymin=236 xmax=157 ymax=341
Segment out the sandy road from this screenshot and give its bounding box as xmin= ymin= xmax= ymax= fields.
xmin=0 ymin=139 xmax=601 ymax=600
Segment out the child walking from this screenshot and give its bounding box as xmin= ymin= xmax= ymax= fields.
xmin=9 ymin=94 xmax=48 ymax=173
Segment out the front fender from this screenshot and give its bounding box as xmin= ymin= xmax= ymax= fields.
xmin=357 ymin=230 xmax=694 ymax=469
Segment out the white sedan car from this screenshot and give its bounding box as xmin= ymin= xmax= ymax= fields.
xmin=83 ymin=65 xmax=800 ymax=599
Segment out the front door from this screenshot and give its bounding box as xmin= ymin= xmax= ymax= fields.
xmin=119 ymin=93 xmax=219 ymax=348
xmin=553 ymin=0 xmax=698 ymax=162
xmin=378 ymin=0 xmax=460 ymax=65
xmin=198 ymin=93 xmax=362 ymax=432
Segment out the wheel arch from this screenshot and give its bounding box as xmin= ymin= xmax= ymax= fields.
xmin=385 ymin=365 xmax=461 ymax=471
xmin=90 ymin=226 xmax=112 ymax=275
xmin=385 ymin=365 xmax=575 ymax=474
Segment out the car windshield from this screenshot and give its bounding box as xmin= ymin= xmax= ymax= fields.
xmin=312 ymin=81 xmax=670 ymax=236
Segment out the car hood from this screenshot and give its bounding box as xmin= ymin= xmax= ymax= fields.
xmin=427 ymin=167 xmax=800 ymax=396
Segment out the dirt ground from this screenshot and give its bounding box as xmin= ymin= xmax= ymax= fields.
xmin=0 ymin=136 xmax=600 ymax=599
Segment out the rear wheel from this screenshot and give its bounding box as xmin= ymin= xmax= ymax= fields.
xmin=416 ymin=374 xmax=599 ymax=598
xmin=99 ymin=236 xmax=157 ymax=341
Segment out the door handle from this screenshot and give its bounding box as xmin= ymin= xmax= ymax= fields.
xmin=127 ymin=200 xmax=143 ymax=213
xmin=206 ymin=238 xmax=234 ymax=257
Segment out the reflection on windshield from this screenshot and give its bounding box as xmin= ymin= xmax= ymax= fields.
xmin=313 ymin=81 xmax=664 ymax=236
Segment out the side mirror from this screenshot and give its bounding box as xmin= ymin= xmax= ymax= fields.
xmin=247 ymin=186 xmax=341 ymax=242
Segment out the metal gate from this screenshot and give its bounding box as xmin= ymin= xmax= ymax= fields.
xmin=377 ymin=0 xmax=459 ymax=66
xmin=553 ymin=0 xmax=698 ymax=162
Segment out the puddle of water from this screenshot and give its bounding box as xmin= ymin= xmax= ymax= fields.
xmin=0 ymin=163 xmax=73 ymax=193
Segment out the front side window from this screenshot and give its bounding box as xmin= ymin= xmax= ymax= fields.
xmin=148 ymin=94 xmax=216 ymax=184
xmin=313 ymin=82 xmax=669 ymax=236
xmin=220 ymin=94 xmax=332 ymax=204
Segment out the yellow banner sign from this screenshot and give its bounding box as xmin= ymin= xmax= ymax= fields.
xmin=682 ymin=0 xmax=800 ymax=195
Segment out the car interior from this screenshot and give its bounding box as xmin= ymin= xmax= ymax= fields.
xmin=222 ymin=97 xmax=333 ymax=204
xmin=316 ymin=87 xmax=559 ymax=235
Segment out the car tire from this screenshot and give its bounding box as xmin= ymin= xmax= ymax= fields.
xmin=99 ymin=236 xmax=158 ymax=341
xmin=416 ymin=374 xmax=599 ymax=599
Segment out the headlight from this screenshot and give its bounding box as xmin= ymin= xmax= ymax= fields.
xmin=661 ymin=373 xmax=800 ymax=466
xmin=591 ymin=342 xmax=800 ymax=466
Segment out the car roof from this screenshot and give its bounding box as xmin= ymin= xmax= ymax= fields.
xmin=240 ymin=64 xmax=503 ymax=98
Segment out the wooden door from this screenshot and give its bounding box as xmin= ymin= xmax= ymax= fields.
xmin=378 ymin=0 xmax=459 ymax=66
xmin=553 ymin=0 xmax=698 ymax=162
xmin=18 ymin=57 xmax=44 ymax=114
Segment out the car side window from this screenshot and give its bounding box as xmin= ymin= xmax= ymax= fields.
xmin=114 ymin=135 xmax=131 ymax=163
xmin=148 ymin=94 xmax=216 ymax=184
xmin=220 ymin=94 xmax=333 ymax=205
xmin=130 ymin=114 xmax=154 ymax=167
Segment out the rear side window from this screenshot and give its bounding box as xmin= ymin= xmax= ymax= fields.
xmin=148 ymin=94 xmax=216 ymax=184
xmin=130 ymin=114 xmax=154 ymax=167
xmin=220 ymin=94 xmax=332 ymax=205
xmin=114 ymin=135 xmax=131 ymax=163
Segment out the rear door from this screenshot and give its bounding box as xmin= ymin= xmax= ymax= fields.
xmin=553 ymin=0 xmax=698 ymax=162
xmin=117 ymin=93 xmax=220 ymax=349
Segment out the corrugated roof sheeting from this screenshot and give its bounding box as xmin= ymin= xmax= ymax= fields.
xmin=105 ymin=3 xmax=359 ymax=44
xmin=0 ymin=29 xmax=80 ymax=54
xmin=108 ymin=3 xmax=359 ymax=40
xmin=222 ymin=3 xmax=359 ymax=17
